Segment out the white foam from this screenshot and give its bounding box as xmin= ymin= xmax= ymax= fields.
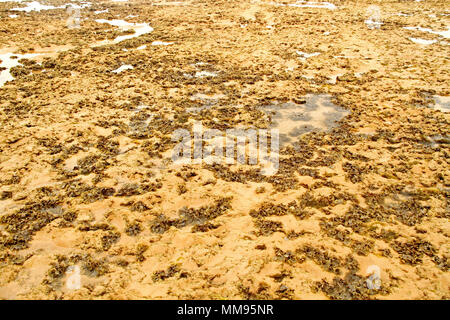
xmin=111 ymin=64 xmax=133 ymax=73
xmin=136 ymin=45 xmax=147 ymax=50
xmin=9 ymin=14 xmax=18 ymax=18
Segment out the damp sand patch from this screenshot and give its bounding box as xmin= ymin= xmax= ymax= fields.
xmin=259 ymin=94 xmax=350 ymax=146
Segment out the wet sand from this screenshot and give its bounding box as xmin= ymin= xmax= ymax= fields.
xmin=0 ymin=0 xmax=449 ymax=299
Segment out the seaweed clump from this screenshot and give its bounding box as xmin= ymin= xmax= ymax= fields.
xmin=0 ymin=200 xmax=62 ymax=250
xmin=150 ymin=197 xmax=232 ymax=233
xmin=152 ymin=264 xmax=181 ymax=282
xmin=297 ymin=245 xmax=343 ymax=275
xmin=391 ymin=238 xmax=437 ymax=266
xmin=313 ymin=271 xmax=389 ymax=300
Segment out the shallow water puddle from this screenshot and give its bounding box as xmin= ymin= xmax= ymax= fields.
xmin=260 ymin=94 xmax=349 ymax=146
xmin=66 ymin=2 xmax=91 ymax=9
xmin=430 ymin=95 xmax=450 ymax=113
xmin=151 ymin=41 xmax=174 ymax=46
xmin=421 ymin=135 xmax=449 ymax=149
xmin=296 ymin=50 xmax=320 ymax=61
xmin=167 ymin=120 xmax=280 ymax=176
xmin=184 ymin=63 xmax=219 ymax=79
xmin=0 ymin=52 xmax=40 ymax=87
xmin=194 ymin=71 xmax=218 ymax=78
xmin=326 ymin=73 xmax=344 ymax=84
xmin=94 ymin=19 xmax=133 ymax=28
xmin=111 ymin=64 xmax=133 ymax=73
xmin=94 ymin=9 xmax=108 ymax=14
xmin=404 ymin=26 xmax=450 ymax=39
xmin=94 ymin=19 xmax=153 ymax=46
xmin=365 ymin=19 xmax=383 ymax=29
xmin=409 ymin=38 xmax=436 ymax=45
xmin=395 ymin=13 xmax=411 ymax=17
xmin=11 ymin=1 xmax=91 ymax=11
xmin=11 ymin=1 xmax=64 ymax=12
